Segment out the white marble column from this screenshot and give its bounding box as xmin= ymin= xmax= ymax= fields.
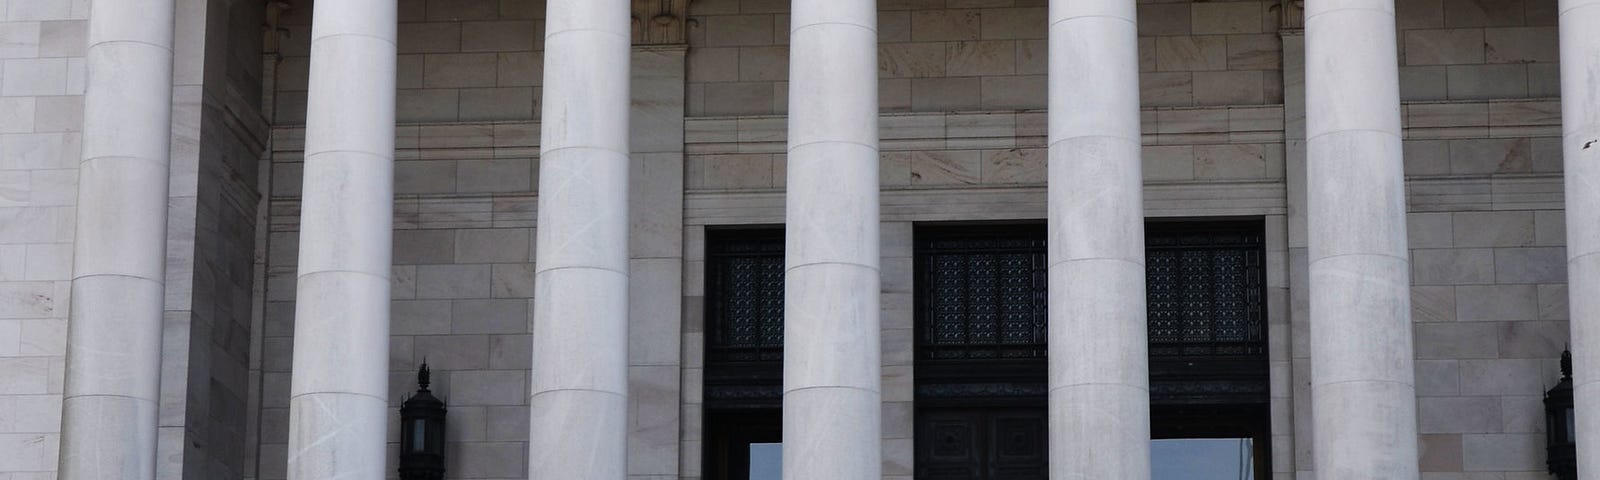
xmin=284 ymin=0 xmax=397 ymax=478
xmin=528 ymin=1 xmax=631 ymax=478
xmin=782 ymin=0 xmax=881 ymax=478
xmin=1304 ymin=0 xmax=1419 ymax=476
xmin=57 ymin=0 xmax=176 ymax=478
xmin=1045 ymin=0 xmax=1150 ymax=478
xmin=1559 ymin=0 xmax=1600 ymax=473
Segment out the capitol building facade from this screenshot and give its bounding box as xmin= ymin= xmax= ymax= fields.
xmin=0 ymin=0 xmax=1594 ymax=478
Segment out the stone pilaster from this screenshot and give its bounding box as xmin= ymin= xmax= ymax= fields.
xmin=1045 ymin=0 xmax=1151 ymax=477
xmin=783 ymin=0 xmax=882 ymax=478
xmin=529 ymin=0 xmax=633 ymax=478
xmin=284 ymin=0 xmax=397 ymax=477
xmin=1304 ymin=0 xmax=1419 ymax=476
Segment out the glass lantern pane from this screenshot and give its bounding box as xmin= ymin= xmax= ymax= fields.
xmin=1568 ymin=409 xmax=1577 ymax=442
xmin=410 ymin=419 xmax=427 ymax=453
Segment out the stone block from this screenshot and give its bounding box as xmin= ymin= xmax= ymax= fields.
xmin=1458 ymin=358 xmax=1545 ymax=396
xmin=980 ymin=148 xmax=1045 ymax=184
xmin=32 ymin=95 xmax=80 ymax=133
xmin=1493 ymin=247 xmax=1565 ymax=283
xmin=1419 ymin=434 xmax=1464 ymax=471
xmin=497 ymin=51 xmax=541 ymax=86
xmin=449 ymin=441 xmax=526 ymax=477
xmin=1401 ymin=66 xmax=1449 ymax=101
xmin=704 ymin=14 xmax=774 ymax=46
xmin=488 ymin=334 xmax=530 ymax=370
xmin=1194 ymin=143 xmax=1267 ymax=179
xmin=911 ymin=9 xmax=981 ymax=41
xmin=456 ymin=228 xmax=532 ymax=263
xmin=1454 ymin=284 xmax=1537 ymax=321
xmin=1484 ymin=27 xmax=1557 ymax=63
xmin=909 ymin=150 xmax=981 ymax=185
xmin=1227 ymin=34 xmax=1280 ymax=70
xmin=0 ymin=21 xmax=39 ymax=59
xmin=1448 ymin=138 xmax=1531 ymax=174
xmin=491 ymin=263 xmax=537 ymax=298
xmin=1409 ymin=212 xmax=1454 ymax=248
xmin=1412 ymin=248 xmax=1495 ymax=285
xmin=397 ymin=89 xmax=459 ymax=123
xmin=423 ymin=53 xmax=498 ymax=88
xmin=1017 ymin=39 xmax=1047 ymax=75
xmin=700 ymin=154 xmax=773 ymax=189
xmin=1143 ymin=145 xmax=1194 ymax=181
xmin=457 ymin=158 xmax=534 ymax=193
xmin=1 ymin=58 xmax=64 ymax=96
xmin=1416 ymin=359 xmax=1461 ymax=396
xmin=979 ymin=7 xmax=1046 ymax=40
xmin=1443 ymin=0 xmax=1526 ymax=27
xmin=979 ymin=75 xmax=1044 ymax=110
xmin=393 ymin=300 xmax=452 ymax=335
xmin=451 ymin=298 xmax=529 ymax=334
xmin=880 ymin=43 xmax=946 ymax=78
xmin=1446 ymin=64 xmax=1528 ymax=99
xmin=1499 ymin=394 xmax=1544 ymax=433
xmin=738 ymin=46 xmax=787 ymax=82
xmin=458 ymin=87 xmax=535 ymax=121
xmin=1155 ymin=36 xmax=1227 ymax=71
xmin=1404 ymin=29 xmax=1485 ymax=65
xmin=1398 ymin=0 xmax=1446 ymax=28
xmin=1193 ymin=70 xmax=1264 ymax=105
xmin=1419 ymin=396 xmax=1502 ymax=433
xmin=1461 ymin=434 xmax=1543 ymax=472
xmin=1140 ymin=72 xmax=1193 ymax=106
xmin=1414 ymin=322 xmax=1499 ymax=359
xmin=397 ymin=23 xmax=461 ymax=54
xmin=1139 ymin=3 xmax=1191 ymax=35
xmin=1496 ymin=321 xmax=1567 ymax=358
xmin=1452 ymin=211 xmax=1534 ymax=247
xmin=702 ymin=82 xmax=774 ymax=116
xmin=946 ymin=40 xmax=1015 ymax=76
xmin=1536 ymin=283 xmax=1566 ymax=320
xmin=688 ymin=47 xmax=738 ymax=82
xmin=461 ymin=20 xmax=536 ymax=52
xmin=413 ymin=335 xmax=490 ymax=370
xmin=880 ymin=10 xmax=911 ymax=42
xmin=394 ymin=229 xmax=456 ymax=264
xmin=1192 ymin=2 xmax=1262 ymax=34
xmin=911 ymin=77 xmax=981 ymax=111
xmin=417 ymin=264 xmax=491 ymax=299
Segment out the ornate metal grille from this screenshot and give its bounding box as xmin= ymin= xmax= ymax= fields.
xmin=1145 ymin=227 xmax=1266 ymax=358
xmin=706 ymin=231 xmax=786 ymax=363
xmin=917 ymin=229 xmax=1049 ymax=361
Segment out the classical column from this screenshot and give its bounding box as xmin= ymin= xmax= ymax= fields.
xmin=1304 ymin=0 xmax=1419 ymax=476
xmin=782 ymin=0 xmax=881 ymax=478
xmin=1045 ymin=0 xmax=1150 ymax=478
xmin=528 ymin=1 xmax=631 ymax=478
xmin=1559 ymin=0 xmax=1600 ymax=473
xmin=284 ymin=0 xmax=397 ymax=477
xmin=57 ymin=0 xmax=176 ymax=477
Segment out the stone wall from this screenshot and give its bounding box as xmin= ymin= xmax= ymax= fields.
xmin=1397 ymin=0 xmax=1559 ymax=101
xmin=0 ymin=0 xmax=89 ymax=477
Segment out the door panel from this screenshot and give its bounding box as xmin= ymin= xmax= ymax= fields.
xmin=916 ymin=407 xmax=1047 ymax=480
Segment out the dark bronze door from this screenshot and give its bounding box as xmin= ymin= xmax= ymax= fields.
xmin=916 ymin=407 xmax=1047 ymax=479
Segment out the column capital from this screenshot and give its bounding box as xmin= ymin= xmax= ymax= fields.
xmin=632 ymin=0 xmax=688 ymax=45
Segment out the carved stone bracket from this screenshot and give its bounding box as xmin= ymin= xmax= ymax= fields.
xmin=632 ymin=0 xmax=688 ymax=45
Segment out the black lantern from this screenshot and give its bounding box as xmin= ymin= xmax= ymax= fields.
xmin=1545 ymin=350 xmax=1576 ymax=480
xmin=400 ymin=363 xmax=446 ymax=480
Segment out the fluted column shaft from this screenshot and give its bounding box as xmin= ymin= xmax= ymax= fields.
xmin=1559 ymin=0 xmax=1600 ymax=474
xmin=1304 ymin=0 xmax=1419 ymax=476
xmin=1045 ymin=0 xmax=1150 ymax=478
xmin=58 ymin=0 xmax=176 ymax=478
xmin=782 ymin=0 xmax=881 ymax=478
xmin=528 ymin=1 xmax=632 ymax=478
xmin=285 ymin=0 xmax=398 ymax=478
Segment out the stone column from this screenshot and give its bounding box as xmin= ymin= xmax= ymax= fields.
xmin=528 ymin=1 xmax=631 ymax=478
xmin=1560 ymin=0 xmax=1600 ymax=473
xmin=57 ymin=0 xmax=177 ymax=477
xmin=783 ymin=0 xmax=881 ymax=478
xmin=1304 ymin=0 xmax=1419 ymax=477
xmin=284 ymin=0 xmax=397 ymax=477
xmin=1045 ymin=0 xmax=1150 ymax=478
